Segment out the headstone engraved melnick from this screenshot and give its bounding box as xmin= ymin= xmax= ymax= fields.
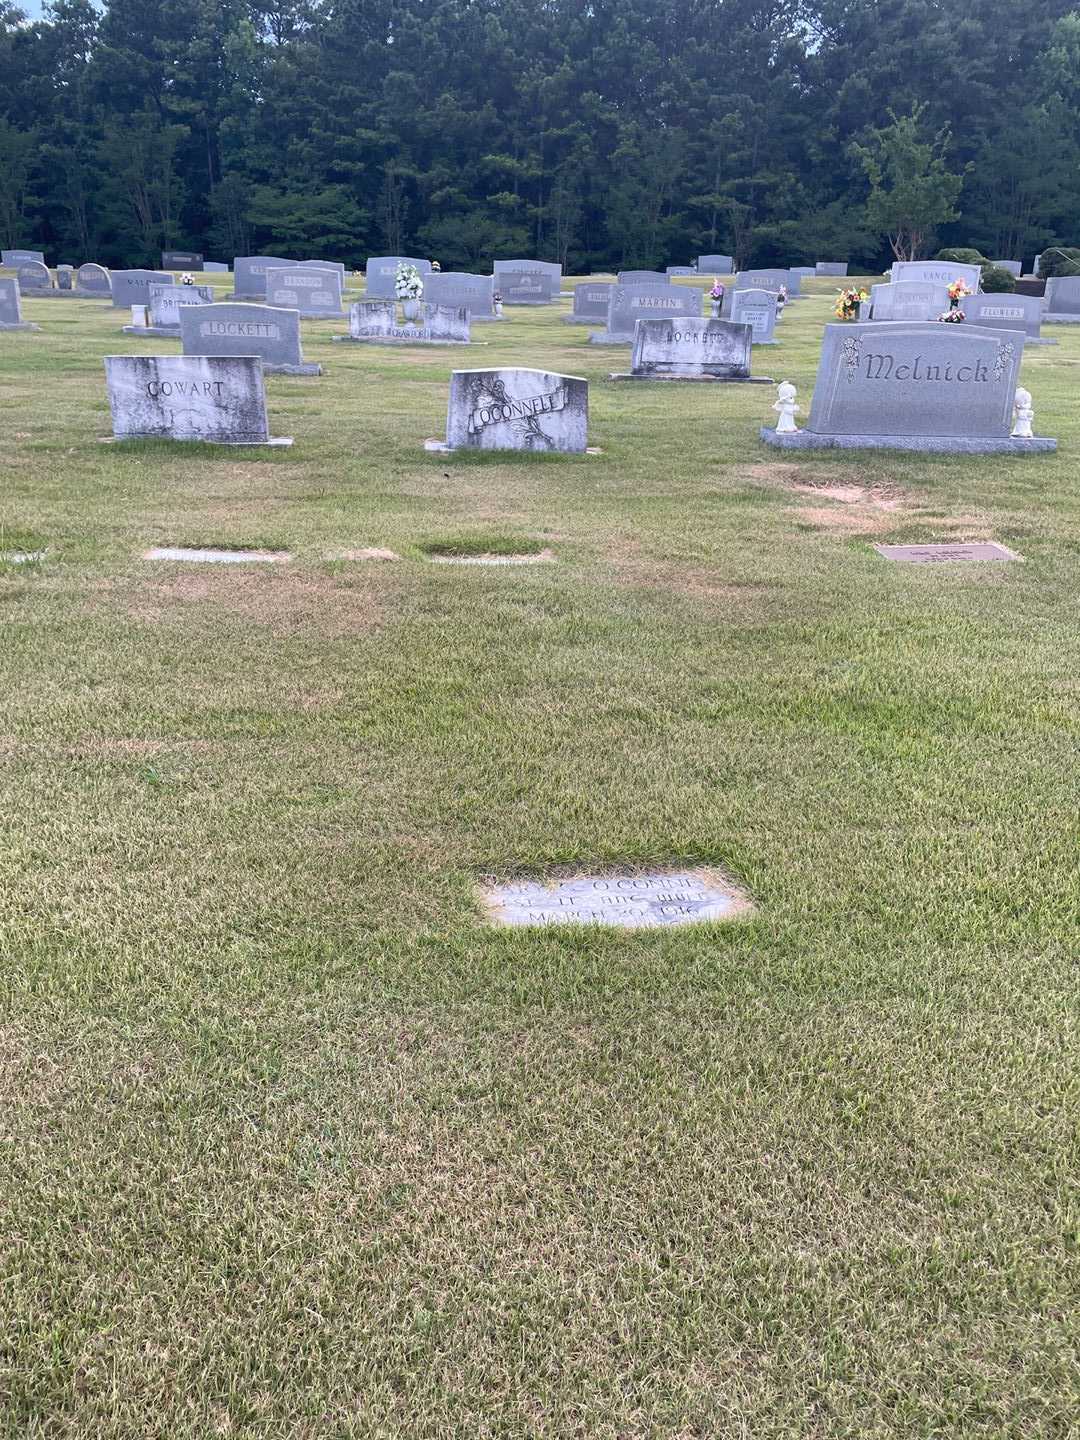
xmin=265 ymin=265 xmax=346 ymax=318
xmin=0 ymin=278 xmax=40 ymax=331
xmin=75 ymin=263 xmax=111 ymax=297
xmin=364 ymin=256 xmax=432 ymax=300
xmin=493 ymin=259 xmax=561 ymax=304
xmin=182 ymin=302 xmax=322 ymax=375
xmin=162 ymin=251 xmax=204 ymax=270
xmin=427 ymin=367 xmax=588 ymax=453
xmin=761 ymin=321 xmax=1056 ymax=453
xmin=16 ymin=261 xmax=52 ymax=292
xmin=1042 ymin=276 xmax=1080 ymax=323
xmin=422 ymin=272 xmax=498 ymax=321
xmin=562 ymin=282 xmax=613 ymax=325
xmin=123 ymin=283 xmax=214 ymax=336
xmin=231 ymin=256 xmax=294 ymax=301
xmin=590 ymin=283 xmax=701 ymax=345
xmin=612 ymin=317 xmax=772 ymax=383
xmin=816 ymin=262 xmax=849 ymax=276
xmin=2 ymin=249 xmax=45 ymax=267
xmin=103 ymin=355 xmax=292 ymax=446
xmin=869 ymin=281 xmax=950 ymax=322
xmin=730 ymin=287 xmax=779 ymax=344
xmin=110 ymin=269 xmax=171 ymax=309
xmin=697 ymin=254 xmax=733 ymax=274
xmin=482 ymin=871 xmax=748 ymax=929
xmin=961 ymin=292 xmax=1054 ymax=345
xmin=890 ymin=260 xmax=982 ymax=292
xmin=335 ymin=299 xmax=470 ymax=346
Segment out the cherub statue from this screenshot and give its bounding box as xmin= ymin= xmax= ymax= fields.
xmin=1011 ymin=387 xmax=1034 ymax=439
xmin=773 ymin=381 xmax=801 ymax=434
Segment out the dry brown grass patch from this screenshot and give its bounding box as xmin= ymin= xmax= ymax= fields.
xmin=120 ymin=567 xmax=385 ymax=638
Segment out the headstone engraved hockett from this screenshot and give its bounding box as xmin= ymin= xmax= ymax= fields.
xmin=265 ymin=265 xmax=345 ymax=318
xmin=874 ymin=541 xmax=1020 ymax=564
xmin=2 ymin=249 xmax=45 ymax=267
xmin=110 ymin=269 xmax=171 ymax=309
xmin=761 ymin=321 xmax=1056 ymax=453
xmin=336 ymin=299 xmax=470 ymax=345
xmin=180 ymin=302 xmax=321 ymax=375
xmin=0 ymin=278 xmax=40 ymax=331
xmin=125 ymin=283 xmax=214 ymax=336
xmin=590 ymin=283 xmax=701 ymax=344
xmin=364 ymin=256 xmax=432 ymax=299
xmin=890 ymin=259 xmax=982 ymax=292
xmin=493 ymin=259 xmax=561 ymax=304
xmin=75 ymin=263 xmax=111 ymax=296
xmin=483 ymin=870 xmax=748 ymax=929
xmin=992 ymin=260 xmax=1022 ymax=277
xmin=423 ymin=271 xmax=497 ymax=320
xmin=730 ymin=287 xmax=779 ymax=344
xmin=697 ymin=254 xmax=733 ymax=274
xmin=16 ymin=261 xmax=51 ymax=291
xmin=1042 ymin=275 xmax=1080 ymax=322
xmin=613 ymin=317 xmax=771 ymax=383
xmin=562 ymin=282 xmax=613 ymax=324
xmin=617 ymin=270 xmax=668 ymax=285
xmin=438 ymin=367 xmax=588 ymax=452
xmin=103 ymin=355 xmax=292 ymax=446
xmin=162 ymin=251 xmax=203 ymax=270
xmin=870 ymin=280 xmax=950 ymax=322
xmin=961 ymin=292 xmax=1054 ymax=345
xmin=816 ymin=262 xmax=849 ymax=276
xmin=231 ymin=256 xmax=294 ymax=301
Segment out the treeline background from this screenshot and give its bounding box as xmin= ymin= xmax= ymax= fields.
xmin=3 ymin=0 xmax=1080 ymax=271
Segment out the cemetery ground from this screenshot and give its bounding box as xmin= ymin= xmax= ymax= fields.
xmin=1 ymin=276 xmax=1078 ymax=1438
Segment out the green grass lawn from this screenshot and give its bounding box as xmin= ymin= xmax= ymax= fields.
xmin=1 ymin=275 xmax=1078 ymax=1438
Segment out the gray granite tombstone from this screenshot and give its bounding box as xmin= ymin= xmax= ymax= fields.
xmin=16 ymin=261 xmax=51 ymax=291
xmin=270 ymin=258 xmax=346 ymax=279
xmin=162 ymin=251 xmax=204 ymax=270
xmin=617 ymin=270 xmax=668 ymax=285
xmin=991 ymin=260 xmax=1022 ymax=277
xmin=761 ymin=320 xmax=1055 ymax=452
xmin=562 ymin=282 xmax=613 ymax=324
xmin=590 ymin=283 xmax=701 ymax=344
xmin=180 ymin=302 xmax=320 ymax=375
xmin=265 ymin=265 xmax=345 ymax=318
xmin=103 ymin=355 xmax=292 ymax=446
xmin=493 ymin=259 xmax=561 ymax=303
xmin=203 ymin=262 xmax=229 ymax=274
xmin=1042 ymin=275 xmax=1080 ymax=321
xmin=56 ymin=265 xmax=75 ymax=291
xmin=422 ymin=271 xmax=497 ymax=320
xmin=110 ymin=269 xmax=171 ymax=309
xmin=729 ymin=287 xmax=779 ymax=344
xmin=961 ymin=292 xmax=1053 ymax=345
xmin=2 ymin=249 xmax=45 ymax=266
xmin=0 ymin=277 xmax=39 ymax=331
xmin=666 ymin=266 xmax=698 ymax=277
xmin=75 ymin=263 xmax=111 ymax=296
xmin=890 ymin=260 xmax=982 ymax=292
xmin=364 ymin=256 xmax=432 ymax=300
xmin=614 ymin=316 xmax=770 ymax=382
xmin=231 ymin=256 xmax=294 ymax=300
xmin=816 ymin=262 xmax=849 ymax=276
xmin=870 ymin=280 xmax=950 ymax=321
xmin=337 ymin=299 xmax=470 ymax=345
xmin=124 ymin=282 xmax=214 ymax=336
xmin=437 ymin=367 xmax=588 ymax=452
xmin=697 ymin=254 xmax=733 ymax=274
xmin=790 ymin=267 xmax=816 ymax=281
xmin=722 ymin=269 xmax=797 ymax=313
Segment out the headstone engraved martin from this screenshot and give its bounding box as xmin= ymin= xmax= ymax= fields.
xmin=562 ymin=282 xmax=613 ymax=324
xmin=110 ymin=269 xmax=171 ymax=309
xmin=761 ymin=320 xmax=1056 ymax=453
xmin=364 ymin=256 xmax=432 ymax=300
xmin=103 ymin=355 xmax=292 ymax=446
xmin=816 ymin=262 xmax=849 ymax=276
xmin=181 ymin=302 xmax=321 ymax=374
xmin=162 ymin=251 xmax=204 ymax=270
xmin=2 ymin=249 xmax=45 ymax=266
xmin=590 ymin=283 xmax=701 ymax=344
xmin=613 ymin=316 xmax=771 ymax=382
xmin=336 ymin=299 xmax=470 ymax=345
xmin=75 ymin=263 xmax=111 ymax=296
xmin=0 ymin=278 xmax=40 ymax=331
xmin=265 ymin=265 xmax=345 ymax=318
xmin=435 ymin=367 xmax=588 ymax=453
xmin=874 ymin=542 xmax=1020 ymax=564
xmin=231 ymin=256 xmax=294 ymax=301
xmin=483 ymin=870 xmax=748 ymax=929
xmin=423 ymin=271 xmax=497 ymax=320
xmin=16 ymin=260 xmax=51 ymax=291
xmin=1042 ymin=275 xmax=1080 ymax=322
xmin=125 ymin=282 xmax=213 ymax=336
xmin=493 ymin=259 xmax=561 ymax=304
xmin=697 ymin=254 xmax=733 ymax=274
xmin=730 ymin=287 xmax=779 ymax=344
xmin=869 ymin=280 xmax=950 ymax=322
xmin=890 ymin=259 xmax=982 ymax=292
xmin=960 ymin=292 xmax=1054 ymax=345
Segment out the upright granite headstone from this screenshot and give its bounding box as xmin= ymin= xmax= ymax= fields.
xmin=231 ymin=256 xmax=294 ymax=300
xmin=16 ymin=261 xmax=51 ymax=291
xmin=337 ymin=299 xmax=470 ymax=345
xmin=203 ymin=262 xmax=230 ymax=274
xmin=56 ymin=265 xmax=74 ymax=291
xmin=493 ymin=259 xmax=561 ymax=304
xmin=126 ymin=282 xmax=214 ymax=335
xmin=697 ymin=254 xmax=733 ymax=274
xmin=961 ymin=292 xmax=1053 ymax=345
xmin=614 ymin=317 xmax=770 ymax=382
xmin=180 ymin=302 xmax=320 ymax=375
xmin=110 ymin=269 xmax=171 ymax=309
xmin=617 ymin=270 xmax=668 ymax=285
xmin=439 ymin=367 xmax=588 ymax=452
xmin=791 ymin=267 xmax=817 ymax=281
xmin=268 ymin=258 xmax=346 ymax=279
xmin=103 ymin=355 xmax=292 ymax=446
xmin=890 ymin=260 xmax=982 ymax=292
xmin=75 ymin=263 xmax=111 ymax=296
xmin=1042 ymin=275 xmax=1080 ymax=322
xmin=162 ymin=250 xmax=204 ymax=270
xmin=991 ymin=260 xmax=1022 ymax=277
xmin=870 ymin=280 xmax=950 ymax=321
xmin=666 ymin=266 xmax=698 ymax=277
xmin=2 ymin=249 xmax=45 ymax=267
xmin=729 ymin=287 xmax=778 ymax=344
xmin=423 ymin=272 xmax=497 ymax=320
xmin=722 ymin=269 xmax=797 ymax=313
xmin=816 ymin=262 xmax=849 ymax=276
xmin=364 ymin=256 xmax=432 ymax=299
xmin=590 ymin=283 xmax=701 ymax=344
xmin=761 ymin=320 xmax=1055 ymax=452
xmin=562 ymin=282 xmax=613 ymax=324
xmin=265 ymin=266 xmax=345 ymax=318
xmin=0 ymin=278 xmax=39 ymax=331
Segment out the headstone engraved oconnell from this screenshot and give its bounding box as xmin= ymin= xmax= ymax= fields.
xmin=890 ymin=259 xmax=982 ymax=292
xmin=0 ymin=277 xmax=40 ymax=331
xmin=562 ymin=282 xmax=613 ymax=324
xmin=75 ymin=263 xmax=111 ymax=295
xmin=435 ymin=367 xmax=588 ymax=452
xmin=1042 ymin=275 xmax=1080 ymax=322
xmin=364 ymin=256 xmax=432 ymax=299
xmin=874 ymin=542 xmax=1020 ymax=564
xmin=697 ymin=254 xmax=733 ymax=274
xmin=2 ymin=249 xmax=45 ymax=266
xmin=613 ymin=316 xmax=771 ymax=382
xmin=231 ymin=256 xmax=294 ymax=300
xmin=761 ymin=321 xmax=1056 ymax=453
xmin=590 ymin=283 xmax=701 ymax=344
xmin=482 ymin=870 xmax=749 ymax=928
xmin=730 ymin=287 xmax=779 ymax=344
xmin=110 ymin=269 xmax=171 ymax=309
xmin=125 ymin=283 xmax=213 ymax=335
xmin=16 ymin=261 xmax=51 ymax=291
xmin=265 ymin=265 xmax=345 ymax=317
xmin=336 ymin=299 xmax=470 ymax=345
xmin=103 ymin=355 xmax=292 ymax=446
xmin=162 ymin=251 xmax=203 ymax=270
xmin=493 ymin=259 xmax=561 ymax=304
xmin=961 ymin=292 xmax=1054 ymax=345
xmin=181 ymin=302 xmax=321 ymax=374
xmin=870 ymin=280 xmax=950 ymax=322
xmin=423 ymin=271 xmax=497 ymax=320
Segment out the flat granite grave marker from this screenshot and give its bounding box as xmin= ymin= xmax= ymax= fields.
xmin=493 ymin=259 xmax=561 ymax=304
xmin=75 ymin=263 xmax=111 ymax=296
xmin=2 ymin=249 xmax=45 ymax=266
xmin=961 ymin=292 xmax=1054 ymax=345
xmin=336 ymin=299 xmax=470 ymax=345
xmin=874 ymin=542 xmax=1019 ymax=564
xmin=613 ymin=316 xmax=771 ymax=382
xmin=431 ymin=367 xmax=588 ymax=452
xmin=364 ymin=256 xmax=432 ymax=300
xmin=181 ymin=302 xmax=321 ymax=374
xmin=0 ymin=278 xmax=40 ymax=331
xmin=590 ymin=283 xmax=701 ymax=344
xmin=16 ymin=261 xmax=51 ymax=292
xmin=110 ymin=269 xmax=171 ymax=309
xmin=1042 ymin=275 xmax=1080 ymax=322
xmin=890 ymin=259 xmax=982 ymax=292
xmin=761 ymin=320 xmax=1056 ymax=453
xmin=697 ymin=254 xmax=733 ymax=274
xmin=145 ymin=546 xmax=290 ymax=564
xmin=562 ymin=282 xmax=613 ymax=324
xmin=730 ymin=287 xmax=779 ymax=344
xmin=125 ymin=283 xmax=214 ymax=336
xmin=162 ymin=251 xmax=204 ymax=270
xmin=231 ymin=256 xmax=294 ymax=300
xmin=265 ymin=266 xmax=345 ymax=318
xmin=870 ymin=280 xmax=950 ymax=322
xmin=103 ymin=355 xmax=292 ymax=446
xmin=423 ymin=271 xmax=497 ymax=320
xmin=482 ymin=870 xmax=749 ymax=928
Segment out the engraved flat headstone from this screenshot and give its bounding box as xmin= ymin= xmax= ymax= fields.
xmin=75 ymin=262 xmax=111 ymax=295
xmin=874 ymin=542 xmax=1019 ymax=564
xmin=231 ymin=255 xmax=293 ymax=300
xmin=438 ymin=367 xmax=588 ymax=452
xmin=493 ymin=259 xmax=561 ymax=304
xmin=761 ymin=320 xmax=1056 ymax=453
xmin=562 ymin=282 xmax=613 ymax=324
xmin=697 ymin=254 xmax=733 ymax=274
xmin=890 ymin=260 xmax=982 ymax=292
xmin=265 ymin=265 xmax=345 ymax=318
xmin=145 ymin=546 xmax=290 ymax=563
xmin=337 ymin=299 xmax=470 ymax=345
xmin=364 ymin=256 xmax=432 ymax=299
xmin=16 ymin=260 xmax=51 ymax=291
xmin=1043 ymin=275 xmax=1080 ymax=322
xmin=870 ymin=280 xmax=950 ymax=322
xmin=816 ymin=262 xmax=849 ymax=276
xmin=590 ymin=283 xmax=701 ymax=344
xmin=125 ymin=282 xmax=213 ymax=336
xmin=614 ymin=316 xmax=771 ymax=382
xmin=482 ymin=870 xmax=748 ymax=928
xmin=110 ymin=269 xmax=171 ymax=309
xmin=104 ymin=355 xmax=292 ymax=446
xmin=0 ymin=277 xmax=39 ymax=331
xmin=423 ymin=271 xmax=497 ymax=320
xmin=729 ymin=287 xmax=778 ymax=344
xmin=180 ymin=302 xmax=320 ymax=375
xmin=2 ymin=249 xmax=45 ymax=266
xmin=960 ymin=292 xmax=1053 ymax=345
xmin=162 ymin=250 xmax=203 ymax=270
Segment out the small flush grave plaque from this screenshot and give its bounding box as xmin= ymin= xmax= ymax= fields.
xmin=482 ymin=870 xmax=749 ymax=928
xmin=874 ymin=541 xmax=1019 ymax=564
xmin=144 ymin=546 xmax=290 ymax=564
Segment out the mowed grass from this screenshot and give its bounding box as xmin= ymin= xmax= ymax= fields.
xmin=0 ymin=274 xmax=1078 ymax=1438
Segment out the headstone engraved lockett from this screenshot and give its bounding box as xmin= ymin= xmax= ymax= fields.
xmin=0 ymin=278 xmax=40 ymax=331
xmin=614 ymin=317 xmax=771 ymax=382
xmin=483 ymin=871 xmax=746 ymax=928
xmin=337 ymin=299 xmax=470 ymax=345
xmin=181 ymin=302 xmax=321 ymax=374
xmin=103 ymin=355 xmax=292 ymax=446
xmin=440 ymin=367 xmax=588 ymax=452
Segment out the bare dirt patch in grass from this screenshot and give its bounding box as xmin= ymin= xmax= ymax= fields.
xmin=119 ymin=567 xmax=385 ymax=638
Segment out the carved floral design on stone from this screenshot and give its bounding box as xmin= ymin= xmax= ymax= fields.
xmin=993 ymin=342 xmax=1015 ymax=383
xmin=841 ymin=336 xmax=861 ymax=382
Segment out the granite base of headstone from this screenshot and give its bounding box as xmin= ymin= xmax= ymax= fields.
xmin=334 ymin=299 xmax=472 ymax=345
xmin=180 ymin=302 xmax=321 ymax=375
xmin=103 ymin=355 xmax=293 ymax=446
xmin=611 ymin=317 xmax=772 ymax=382
xmin=429 ymin=367 xmax=589 ymax=453
xmin=0 ymin=277 xmax=41 ymax=330
xmin=760 ymin=321 xmax=1056 ymax=453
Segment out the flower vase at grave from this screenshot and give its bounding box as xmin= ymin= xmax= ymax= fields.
xmin=711 ymin=300 xmax=721 ymax=318
xmin=402 ymin=299 xmax=421 ymax=322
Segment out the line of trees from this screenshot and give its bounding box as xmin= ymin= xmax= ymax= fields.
xmin=3 ymin=0 xmax=1080 ymax=272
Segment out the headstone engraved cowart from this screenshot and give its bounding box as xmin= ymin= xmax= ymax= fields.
xmin=562 ymin=283 xmax=613 ymax=324
xmin=590 ymin=283 xmax=701 ymax=344
xmin=180 ymin=303 xmax=321 ymax=375
xmin=729 ymin=288 xmax=778 ymax=344
xmin=613 ymin=317 xmax=771 ymax=382
xmin=337 ymin=300 xmax=470 ymax=345
xmin=0 ymin=277 xmax=40 ymax=331
xmin=265 ymin=266 xmax=345 ymax=318
xmin=364 ymin=257 xmax=432 ymax=300
xmin=110 ymin=270 xmax=171 ymax=309
xmin=439 ymin=368 xmax=588 ymax=453
xmin=103 ymin=355 xmax=292 ymax=446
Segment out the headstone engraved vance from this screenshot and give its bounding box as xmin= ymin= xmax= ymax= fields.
xmin=482 ymin=870 xmax=749 ymax=929
xmin=432 ymin=367 xmax=588 ymax=453
xmin=75 ymin=263 xmax=111 ymax=296
xmin=181 ymin=302 xmax=321 ymax=374
xmin=874 ymin=542 xmax=1019 ymax=564
xmin=590 ymin=283 xmax=701 ymax=344
xmin=961 ymin=292 xmax=1054 ymax=345
xmin=231 ymin=256 xmax=293 ymax=300
xmin=870 ymin=281 xmax=950 ymax=322
xmin=2 ymin=249 xmax=45 ymax=266
xmin=103 ymin=355 xmax=293 ymax=447
xmin=730 ymin=287 xmax=779 ymax=344
xmin=364 ymin=256 xmax=432 ymax=300
xmin=1042 ymin=275 xmax=1080 ymax=322
xmin=265 ymin=265 xmax=345 ymax=318
xmin=110 ymin=269 xmax=171 ymax=309
xmin=0 ymin=278 xmax=40 ymax=331
xmin=493 ymin=259 xmax=561 ymax=304
xmin=613 ymin=317 xmax=772 ymax=383
xmin=890 ymin=259 xmax=982 ymax=292
xmin=16 ymin=261 xmax=51 ymax=291
xmin=162 ymin=251 xmax=203 ymax=270
xmin=697 ymin=254 xmax=733 ymax=274
xmin=423 ymin=271 xmax=497 ymax=320
xmin=761 ymin=320 xmax=1056 ymax=453
xmin=336 ymin=299 xmax=470 ymax=345
xmin=125 ymin=283 xmax=213 ymax=336
xmin=562 ymin=282 xmax=613 ymax=324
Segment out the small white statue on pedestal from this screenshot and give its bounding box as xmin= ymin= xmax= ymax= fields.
xmin=773 ymin=381 xmax=801 ymax=434
xmin=1011 ymin=387 xmax=1034 ymax=439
